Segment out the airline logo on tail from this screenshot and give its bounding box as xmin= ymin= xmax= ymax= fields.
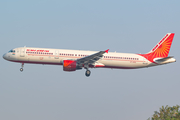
xmin=140 ymin=33 xmax=175 ymax=63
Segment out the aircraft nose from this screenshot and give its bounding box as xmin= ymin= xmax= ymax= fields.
xmin=3 ymin=53 xmax=7 ymax=60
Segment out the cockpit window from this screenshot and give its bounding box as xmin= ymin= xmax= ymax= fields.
xmin=8 ymin=50 xmax=15 ymax=53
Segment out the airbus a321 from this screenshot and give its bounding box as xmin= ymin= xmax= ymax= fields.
xmin=3 ymin=33 xmax=176 ymax=77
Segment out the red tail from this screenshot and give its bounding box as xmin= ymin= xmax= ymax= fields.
xmin=139 ymin=33 xmax=175 ymax=62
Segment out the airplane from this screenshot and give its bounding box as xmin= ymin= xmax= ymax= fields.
xmin=3 ymin=33 xmax=176 ymax=77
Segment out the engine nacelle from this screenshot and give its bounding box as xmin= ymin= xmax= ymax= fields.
xmin=63 ymin=60 xmax=77 ymax=71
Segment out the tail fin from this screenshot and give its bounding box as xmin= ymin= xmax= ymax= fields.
xmin=140 ymin=33 xmax=175 ymax=62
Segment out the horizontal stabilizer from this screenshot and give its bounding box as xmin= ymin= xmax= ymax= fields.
xmin=154 ymin=56 xmax=173 ymax=62
xmin=154 ymin=56 xmax=176 ymax=64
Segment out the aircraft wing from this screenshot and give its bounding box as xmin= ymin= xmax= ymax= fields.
xmin=77 ymin=49 xmax=109 ymax=65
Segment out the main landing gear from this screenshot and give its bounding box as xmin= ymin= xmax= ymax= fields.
xmin=85 ymin=70 xmax=91 ymax=77
xmin=84 ymin=64 xmax=91 ymax=77
xmin=20 ymin=63 xmax=24 ymax=72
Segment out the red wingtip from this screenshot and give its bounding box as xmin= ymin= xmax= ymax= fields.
xmin=105 ymin=49 xmax=109 ymax=53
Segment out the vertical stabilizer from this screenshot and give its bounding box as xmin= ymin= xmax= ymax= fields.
xmin=139 ymin=33 xmax=175 ymax=62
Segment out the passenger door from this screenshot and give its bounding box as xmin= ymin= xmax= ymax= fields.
xmin=20 ymin=48 xmax=25 ymax=57
xmin=143 ymin=57 xmax=148 ymax=64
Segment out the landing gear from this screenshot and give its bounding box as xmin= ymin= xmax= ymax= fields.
xmin=20 ymin=68 xmax=23 ymax=72
xmin=85 ymin=70 xmax=91 ymax=77
xmin=84 ymin=64 xmax=91 ymax=77
xmin=20 ymin=63 xmax=24 ymax=72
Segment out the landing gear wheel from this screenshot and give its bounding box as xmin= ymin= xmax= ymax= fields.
xmin=85 ymin=70 xmax=91 ymax=77
xmin=20 ymin=68 xmax=23 ymax=72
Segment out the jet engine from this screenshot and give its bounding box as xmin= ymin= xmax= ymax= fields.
xmin=63 ymin=60 xmax=77 ymax=71
xmin=63 ymin=60 xmax=82 ymax=71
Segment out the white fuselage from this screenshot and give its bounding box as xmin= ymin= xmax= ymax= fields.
xmin=3 ymin=33 xmax=176 ymax=77
xmin=3 ymin=47 xmax=157 ymax=69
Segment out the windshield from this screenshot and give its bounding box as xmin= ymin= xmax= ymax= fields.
xmin=8 ymin=50 xmax=15 ymax=53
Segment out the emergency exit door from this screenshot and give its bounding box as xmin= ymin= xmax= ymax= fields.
xmin=54 ymin=51 xmax=59 ymax=59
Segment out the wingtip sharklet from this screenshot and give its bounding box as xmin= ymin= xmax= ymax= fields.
xmin=105 ymin=49 xmax=109 ymax=53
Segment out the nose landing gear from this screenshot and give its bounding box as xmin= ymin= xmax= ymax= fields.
xmin=85 ymin=70 xmax=91 ymax=77
xmin=20 ymin=63 xmax=24 ymax=72
xmin=20 ymin=68 xmax=23 ymax=72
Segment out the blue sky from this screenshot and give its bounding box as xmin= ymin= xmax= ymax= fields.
xmin=1 ymin=0 xmax=180 ymax=120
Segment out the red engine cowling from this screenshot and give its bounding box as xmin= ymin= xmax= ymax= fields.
xmin=63 ymin=60 xmax=77 ymax=71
